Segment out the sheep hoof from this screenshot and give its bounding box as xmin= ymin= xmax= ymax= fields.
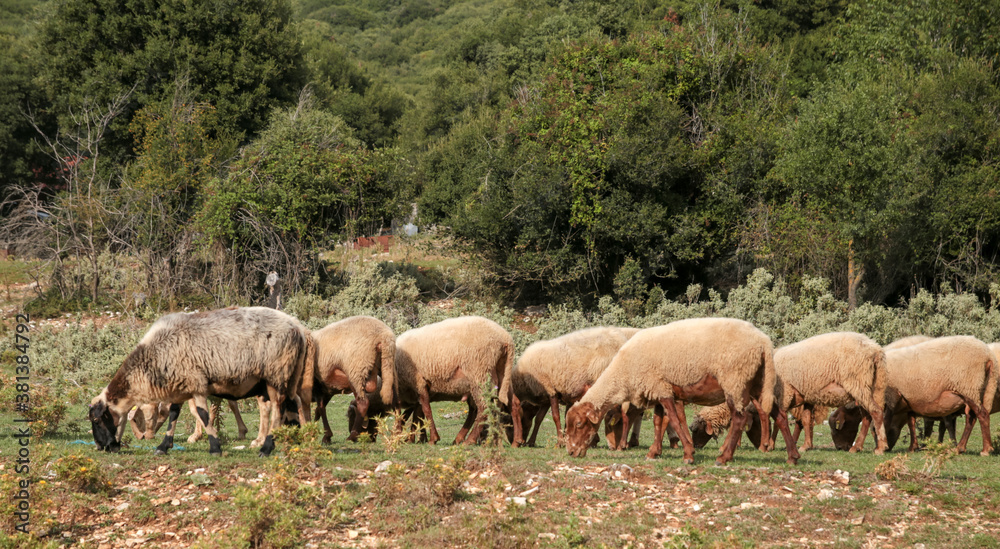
xmin=848 ymin=446 xmax=860 ymax=454
xmin=155 ymin=435 xmax=173 ymax=455
xmin=258 ymin=435 xmax=275 ymax=457
xmin=249 ymin=438 xmax=263 ymax=448
xmin=714 ymin=459 xmax=726 ymax=467
xmin=209 ymin=435 xmax=222 ymax=456
xmin=787 ymin=458 xmax=798 ymax=465
xmin=683 ymin=458 xmax=694 ymax=465
xmin=797 ymin=446 xmax=809 ymax=454
xmin=981 ymin=450 xmax=991 ymax=457
xmin=321 ymin=435 xmax=332 ymax=445
xmin=874 ymin=448 xmax=885 ymax=455
xmin=187 ymin=435 xmax=199 ymax=444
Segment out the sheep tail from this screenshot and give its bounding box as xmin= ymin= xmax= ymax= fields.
xmin=378 ymin=334 xmax=397 ymax=408
xmin=983 ymin=355 xmax=997 ymax=414
xmin=871 ymin=348 xmax=888 ymax=411
xmin=759 ymin=346 xmax=776 ymax=416
xmin=496 ymin=340 xmax=514 ymax=406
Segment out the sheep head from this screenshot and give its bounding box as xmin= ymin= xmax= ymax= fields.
xmin=565 ymin=402 xmax=601 ymax=458
xmin=689 ymin=415 xmax=716 ymax=449
xmin=828 ymin=405 xmax=862 ymax=451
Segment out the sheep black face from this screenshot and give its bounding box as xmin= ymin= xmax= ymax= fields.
xmin=89 ymin=401 xmax=121 ymax=452
xmin=828 ymin=406 xmax=862 ymax=451
xmin=689 ymin=417 xmax=716 ymax=449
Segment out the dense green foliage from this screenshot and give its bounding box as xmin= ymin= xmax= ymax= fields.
xmin=3 ymin=0 xmax=1000 ymax=308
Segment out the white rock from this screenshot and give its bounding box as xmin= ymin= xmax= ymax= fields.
xmin=817 ymin=489 xmax=835 ymax=501
xmin=538 ymin=533 xmax=557 ymax=540
xmin=519 ymin=486 xmax=539 ymax=497
xmin=506 ymin=497 xmax=527 ymax=506
xmin=374 ymin=460 xmax=393 ymax=475
xmin=348 ymin=530 xmax=360 ymax=539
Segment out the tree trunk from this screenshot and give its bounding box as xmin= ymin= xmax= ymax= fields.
xmin=847 ymin=240 xmax=863 ymax=310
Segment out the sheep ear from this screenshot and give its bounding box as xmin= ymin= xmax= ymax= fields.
xmin=89 ymin=402 xmax=107 ymax=422
xmin=585 ymin=405 xmax=601 ymax=425
xmin=705 ymin=422 xmax=714 ymax=436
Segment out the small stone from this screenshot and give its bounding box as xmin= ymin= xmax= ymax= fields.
xmin=692 ymin=503 xmax=702 ymax=511
xmin=170 ymin=499 xmax=180 ymax=506
xmin=874 ymin=484 xmax=891 ymax=495
xmin=519 ymin=486 xmax=539 ymax=497
xmin=619 ymin=534 xmax=636 ymax=541
xmin=115 ymin=502 xmax=130 ymax=512
xmin=348 ymin=530 xmax=359 ymax=539
xmin=538 ymin=533 xmax=557 ymax=540
xmin=833 ymin=470 xmax=850 ymax=485
xmin=374 ymin=460 xmax=392 ymax=475
xmin=156 ymin=465 xmax=168 ymax=475
xmin=506 ymin=497 xmax=527 ymax=506
xmin=817 ymin=489 xmax=835 ymax=501
xmin=851 ymin=516 xmax=864 ymax=525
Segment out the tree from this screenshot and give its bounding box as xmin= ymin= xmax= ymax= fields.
xmin=38 ymin=0 xmax=306 ymax=160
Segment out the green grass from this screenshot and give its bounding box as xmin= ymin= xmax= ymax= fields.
xmin=4 ymin=396 xmax=1000 ymax=547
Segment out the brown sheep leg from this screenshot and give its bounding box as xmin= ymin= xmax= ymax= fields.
xmin=348 ymin=396 xmax=369 ymax=442
xmin=717 ymin=400 xmax=747 ymax=465
xmin=850 ymin=414 xmax=873 ymax=453
xmin=799 ymin=405 xmax=814 ymax=453
xmin=526 ymin=404 xmax=547 ymax=447
xmin=867 ymin=405 xmax=888 ymax=455
xmin=907 ymin=414 xmax=920 ymax=452
xmin=769 ymin=406 xmax=800 ymax=464
xmin=961 ymin=396 xmax=992 ymax=456
xmin=510 ymin=393 xmax=524 ymax=448
xmin=749 ymin=397 xmax=772 ymax=452
xmin=627 ymin=406 xmax=643 ymax=448
xmin=661 ymin=398 xmax=694 ymax=464
xmin=188 ymin=400 xmax=206 ymax=443
xmin=647 ymin=404 xmax=668 ymax=459
xmin=229 ymin=401 xmax=248 ymax=440
xmin=316 ymin=394 xmax=333 ymax=444
xmin=549 ymin=395 xmax=565 ymax=447
xmin=454 ymin=398 xmax=478 ymax=444
xmin=615 ymin=404 xmax=631 ymax=451
xmin=129 ymin=407 xmax=146 ymax=440
xmin=250 ymin=396 xmax=270 ymax=448
xmin=465 ymin=396 xmax=489 ymax=445
xmin=416 ymin=381 xmax=440 ymax=444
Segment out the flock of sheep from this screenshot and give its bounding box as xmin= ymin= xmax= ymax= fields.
xmin=88 ymin=307 xmax=998 ymax=464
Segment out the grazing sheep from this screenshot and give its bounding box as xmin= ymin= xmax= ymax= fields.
xmin=88 ymin=307 xmax=315 ymax=457
xmin=771 ymin=332 xmax=889 ymax=454
xmin=829 ymin=336 xmax=996 ymax=455
xmin=688 ymin=402 xmax=827 ymax=451
xmin=510 ymin=326 xmax=640 ymax=447
xmin=563 ymin=318 xmax=800 ymax=465
xmin=394 ymin=316 xmax=515 ymax=445
xmin=129 ymin=398 xmax=249 ymax=443
xmin=310 ymin=316 xmax=397 ymax=444
xmin=884 ymin=335 xmax=933 ymax=350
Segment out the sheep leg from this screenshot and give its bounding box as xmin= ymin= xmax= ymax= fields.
xmin=960 ymin=396 xmax=992 ymax=456
xmin=548 ymin=395 xmax=566 ymax=447
xmin=129 ymin=407 xmax=146 ymax=440
xmin=229 ymin=401 xmax=248 ymax=440
xmin=769 ymin=405 xmax=800 ymax=464
xmin=798 ymin=404 xmax=814 ymax=453
xmin=464 ymin=397 xmax=488 ymax=446
xmin=717 ymin=399 xmax=747 ymax=466
xmin=945 ymin=414 xmax=957 ymax=443
xmin=627 ymin=406 xmax=642 ymax=448
xmin=250 ymin=396 xmax=269 ymax=448
xmin=661 ymin=398 xmax=694 ymax=464
xmin=317 ymin=395 xmax=333 ymax=444
xmin=850 ymin=414 xmax=873 ymax=453
xmin=615 ymin=404 xmax=631 ymax=451
xmin=907 ymin=413 xmax=920 ymax=452
xmin=922 ymin=417 xmax=935 ymax=440
xmin=526 ymin=403 xmax=547 ymax=447
xmin=416 ymin=382 xmax=440 ymax=444
xmin=510 ymin=392 xmax=524 ymax=448
xmin=866 ymin=405 xmax=889 ymax=455
xmin=454 ymin=398 xmax=477 ymax=444
xmin=750 ymin=397 xmax=772 ymax=451
xmin=191 ymin=394 xmax=222 ymax=455
xmin=187 ymin=400 xmax=204 ymax=443
xmin=348 ymin=396 xmax=369 ymax=442
xmin=647 ymin=404 xmax=667 ymax=459
xmin=258 ymin=386 xmax=284 ymax=457
xmin=154 ymin=403 xmax=183 ymax=455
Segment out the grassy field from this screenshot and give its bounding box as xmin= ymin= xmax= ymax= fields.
xmin=2 ymin=393 xmax=1000 ymax=548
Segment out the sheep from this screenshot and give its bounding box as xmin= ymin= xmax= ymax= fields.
xmin=129 ymin=398 xmax=249 ymax=443
xmin=769 ymin=332 xmax=889 ymax=454
xmin=829 ymin=335 xmax=996 ymax=455
xmin=884 ymin=335 xmax=933 ymax=350
xmin=394 ymin=316 xmax=514 ymax=445
xmin=510 ymin=326 xmax=640 ymax=447
xmin=88 ymin=306 xmax=315 ymax=457
xmin=563 ymin=317 xmax=800 ymax=465
xmin=310 ymin=316 xmax=397 ymax=444
xmin=688 ymin=402 xmax=827 ymax=451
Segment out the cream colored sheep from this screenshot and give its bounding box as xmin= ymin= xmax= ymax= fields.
xmin=563 ymin=317 xmax=800 ymax=465
xmin=88 ymin=307 xmax=314 ymax=457
xmin=310 ymin=316 xmax=397 ymax=444
xmin=831 ymin=335 xmax=996 ymax=455
xmin=772 ymin=332 xmax=888 ymax=454
xmin=394 ymin=316 xmax=515 ymax=445
xmin=510 ymin=326 xmax=640 ymax=447
xmin=884 ymin=335 xmax=933 ymax=350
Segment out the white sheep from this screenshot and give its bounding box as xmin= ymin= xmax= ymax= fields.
xmin=772 ymin=332 xmax=889 ymax=454
xmin=884 ymin=335 xmax=933 ymax=350
xmin=510 ymin=326 xmax=639 ymax=447
xmin=830 ymin=335 xmax=996 ymax=455
xmin=563 ymin=317 xmax=800 ymax=465
xmin=394 ymin=316 xmax=514 ymax=445
xmin=88 ymin=307 xmax=314 ymax=457
xmin=310 ymin=316 xmax=397 ymax=444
